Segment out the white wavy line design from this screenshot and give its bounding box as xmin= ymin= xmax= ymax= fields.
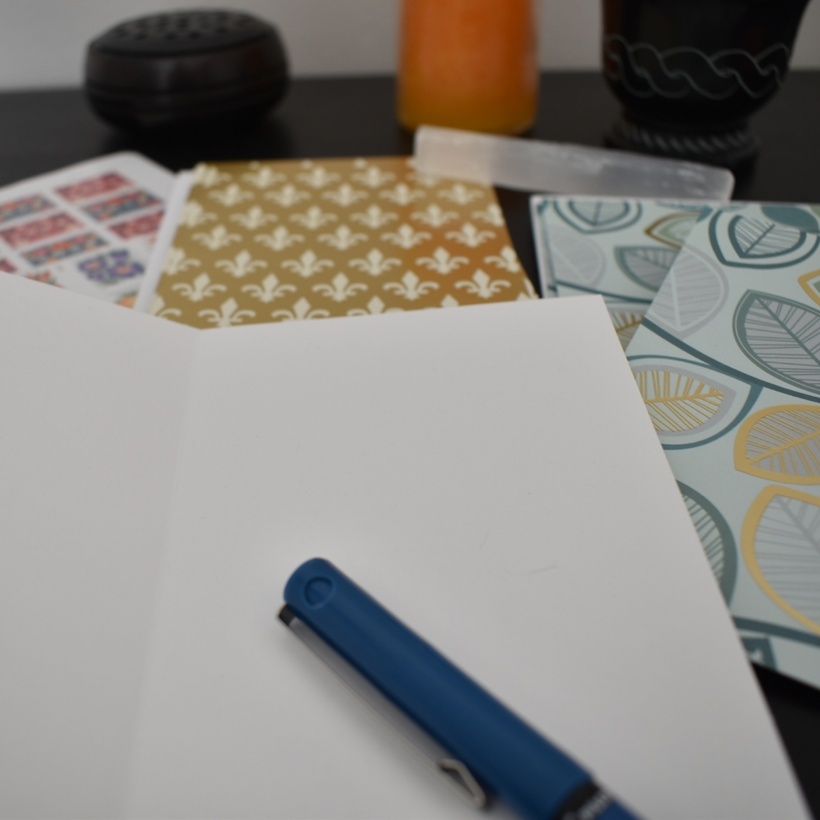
xmin=603 ymin=35 xmax=791 ymax=101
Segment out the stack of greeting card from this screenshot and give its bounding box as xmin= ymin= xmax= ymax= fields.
xmin=627 ymin=201 xmax=820 ymax=691
xmin=531 ymin=195 xmax=713 ymax=348
xmin=533 ymin=196 xmax=820 ymax=691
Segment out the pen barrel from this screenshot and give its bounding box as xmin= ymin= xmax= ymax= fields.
xmin=284 ymin=558 xmax=600 ymax=820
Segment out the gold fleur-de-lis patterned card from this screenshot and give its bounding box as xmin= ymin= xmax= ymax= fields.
xmin=151 ymin=157 xmax=535 ymax=328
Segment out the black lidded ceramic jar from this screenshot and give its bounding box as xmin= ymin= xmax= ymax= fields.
xmin=85 ymin=9 xmax=289 ymax=131
xmin=601 ymin=0 xmax=811 ymax=169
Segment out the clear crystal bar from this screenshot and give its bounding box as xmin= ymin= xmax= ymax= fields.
xmin=414 ymin=126 xmax=735 ymax=201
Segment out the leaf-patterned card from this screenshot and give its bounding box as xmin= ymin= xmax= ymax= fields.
xmin=530 ymin=195 xmax=711 ymax=348
xmin=151 ymin=157 xmax=535 ymax=328
xmin=627 ymin=201 xmax=820 ymax=691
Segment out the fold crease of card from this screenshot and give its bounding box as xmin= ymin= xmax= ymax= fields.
xmin=0 ymin=274 xmax=806 ymax=819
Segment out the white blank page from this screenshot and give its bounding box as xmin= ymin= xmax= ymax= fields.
xmin=126 ymin=298 xmax=806 ymax=819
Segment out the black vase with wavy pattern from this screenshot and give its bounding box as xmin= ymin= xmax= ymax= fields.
xmin=601 ymin=0 xmax=811 ymax=169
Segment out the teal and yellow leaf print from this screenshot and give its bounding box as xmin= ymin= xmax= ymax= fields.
xmin=709 ymin=208 xmax=820 ymax=269
xmin=733 ymin=291 xmax=820 ymax=395
xmin=743 ymin=486 xmax=820 ymax=635
xmin=735 ymin=404 xmax=820 ymax=484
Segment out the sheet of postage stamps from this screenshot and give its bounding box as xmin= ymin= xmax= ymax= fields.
xmin=0 ymin=153 xmax=174 ymax=307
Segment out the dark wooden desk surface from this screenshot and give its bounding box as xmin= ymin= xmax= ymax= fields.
xmin=1 ymin=72 xmax=818 ymax=817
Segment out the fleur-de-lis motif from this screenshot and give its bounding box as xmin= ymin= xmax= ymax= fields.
xmin=380 ymin=183 xmax=425 ymax=206
xmin=241 ymin=273 xmax=296 ymax=303
xmin=438 ymin=183 xmax=483 ymax=205
xmin=383 ymin=271 xmax=439 ymax=301
xmin=312 ymin=272 xmax=368 ymax=303
xmin=455 ymin=269 xmax=511 ymax=298
xmin=214 ymin=249 xmax=268 ymax=278
xmin=416 ymin=247 xmax=469 ymax=274
xmin=180 ymin=200 xmax=217 ymax=228
xmin=163 ymin=246 xmax=201 ymax=276
xmin=381 ymin=223 xmax=431 ymax=249
xmin=351 ymin=166 xmax=396 ymax=188
xmin=446 ymin=222 xmax=495 ymax=248
xmin=193 ymin=224 xmax=242 ymax=250
xmin=241 ymin=164 xmax=286 ymax=188
xmin=322 ymin=184 xmax=367 ymax=207
xmin=440 ymin=294 xmax=460 ymax=308
xmin=255 ymin=226 xmax=305 ymax=251
xmin=198 ymin=297 xmax=256 ymax=327
xmin=407 ymin=169 xmax=440 ymax=188
xmin=297 ymin=166 xmax=341 ymax=189
xmin=265 ymin=184 xmax=310 ymax=207
xmin=171 ymin=272 xmax=227 ymax=302
xmin=318 ymin=225 xmax=368 ymax=250
xmin=484 ymin=246 xmax=521 ymax=272
xmin=349 ymin=248 xmax=402 ymax=277
xmin=472 ymin=203 xmax=504 ymax=226
xmin=281 ymin=250 xmax=334 ymax=278
xmin=347 ymin=296 xmax=403 ymax=316
xmin=230 ymin=206 xmax=278 ymax=229
xmin=350 ymin=205 xmax=398 ymax=229
xmin=411 ymin=204 xmax=458 ymax=227
xmin=290 ymin=206 xmax=338 ymax=230
xmin=208 ymin=184 xmax=253 ymax=206
xmin=272 ymin=296 xmax=331 ymax=321
xmin=193 ymin=164 xmax=231 ymax=187
xmin=151 ymin=294 xmax=182 ymax=319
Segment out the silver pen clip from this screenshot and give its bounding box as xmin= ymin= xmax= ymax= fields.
xmin=279 ymin=605 xmax=488 ymax=810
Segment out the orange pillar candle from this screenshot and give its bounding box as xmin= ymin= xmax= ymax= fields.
xmin=397 ymin=0 xmax=539 ymax=135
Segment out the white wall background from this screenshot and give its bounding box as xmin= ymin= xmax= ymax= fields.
xmin=0 ymin=0 xmax=818 ymax=91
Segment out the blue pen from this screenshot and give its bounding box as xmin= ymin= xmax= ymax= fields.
xmin=280 ymin=558 xmax=639 ymax=820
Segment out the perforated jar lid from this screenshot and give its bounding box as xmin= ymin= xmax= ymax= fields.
xmin=84 ymin=9 xmax=289 ymax=129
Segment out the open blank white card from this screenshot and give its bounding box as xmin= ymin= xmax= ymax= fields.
xmin=0 ymin=274 xmax=807 ymax=819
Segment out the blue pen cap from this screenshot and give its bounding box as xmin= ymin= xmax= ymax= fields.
xmin=283 ymin=558 xmax=598 ymax=820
